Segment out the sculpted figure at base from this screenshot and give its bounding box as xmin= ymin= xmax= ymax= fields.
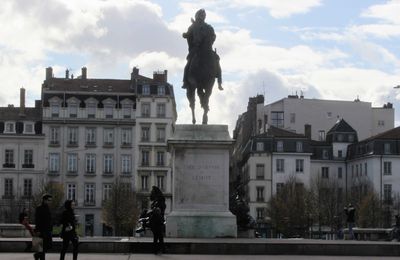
xmin=182 ymin=9 xmax=223 ymax=124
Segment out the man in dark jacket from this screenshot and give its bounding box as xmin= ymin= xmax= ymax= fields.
xmin=34 ymin=194 xmax=53 ymax=260
xmin=149 ymin=207 xmax=165 ymax=254
xmin=344 ymin=203 xmax=355 ymax=240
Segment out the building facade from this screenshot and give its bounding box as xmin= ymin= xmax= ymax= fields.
xmin=260 ymin=95 xmax=394 ymax=141
xmin=0 ymin=88 xmax=45 ymax=222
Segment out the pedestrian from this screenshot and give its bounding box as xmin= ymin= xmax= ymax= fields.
xmin=59 ymin=200 xmax=79 ymax=260
xmin=33 ymin=194 xmax=53 ymax=260
xmin=19 ymin=207 xmax=34 ymax=251
xmin=344 ymin=203 xmax=355 ymax=240
xmin=149 ymin=207 xmax=165 ymax=254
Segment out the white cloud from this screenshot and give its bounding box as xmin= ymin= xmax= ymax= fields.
xmin=231 ymin=0 xmax=322 ymax=18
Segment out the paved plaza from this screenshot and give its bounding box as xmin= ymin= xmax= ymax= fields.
xmin=1 ymin=253 xmax=400 ymax=260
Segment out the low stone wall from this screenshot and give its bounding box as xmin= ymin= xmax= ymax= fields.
xmin=0 ymin=224 xmax=31 ymax=238
xmin=343 ymin=228 xmax=392 ymax=241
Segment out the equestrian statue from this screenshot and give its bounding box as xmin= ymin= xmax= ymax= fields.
xmin=182 ymin=9 xmax=223 ymax=124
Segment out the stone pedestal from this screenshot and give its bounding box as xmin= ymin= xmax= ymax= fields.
xmin=166 ymin=125 xmax=237 ymax=238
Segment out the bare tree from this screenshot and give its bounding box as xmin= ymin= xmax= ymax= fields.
xmin=358 ymin=191 xmax=382 ymax=228
xmin=102 ymin=178 xmax=139 ymax=236
xmin=268 ymin=175 xmax=311 ymax=238
xmin=32 ymin=181 xmax=64 ymax=224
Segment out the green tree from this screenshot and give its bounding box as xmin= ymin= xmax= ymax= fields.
xmin=102 ymin=179 xmax=139 ymax=236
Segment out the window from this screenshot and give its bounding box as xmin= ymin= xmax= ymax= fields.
xmin=384 ymin=161 xmax=392 ymax=175
xmin=296 ymin=159 xmax=304 ymax=173
xmin=271 ymin=111 xmax=284 ymax=128
xmin=142 ymin=150 xmax=150 ymax=166
xmin=103 ymin=128 xmax=114 ymax=146
xmin=121 ymin=128 xmax=132 ymax=145
xmin=348 ymin=134 xmax=354 ymax=142
xmin=141 ymin=175 xmax=149 ymax=191
xmin=141 ymin=103 xmax=150 ymax=117
xmin=104 ymin=104 xmax=114 ymax=118
xmin=85 ymin=154 xmax=96 ymax=173
xmin=157 ymin=85 xmax=165 ymax=95
xmin=157 ymin=151 xmax=165 ymax=166
xmin=103 ymin=184 xmax=112 ymax=201
xmin=141 ymin=126 xmax=150 ymax=142
xmin=4 ymin=178 xmax=13 ymax=198
xmin=290 ymin=113 xmax=296 ymax=123
xmin=51 ymin=103 xmax=60 ymax=117
xmin=356 ymin=164 xmax=359 ymax=176
xmin=296 ymin=142 xmax=303 ymax=152
xmin=157 ymin=175 xmax=165 ymax=191
xmin=337 ymin=134 xmax=343 ymax=142
xmin=338 ymin=167 xmax=343 ymax=179
xmin=67 ymin=127 xmax=78 ymax=145
xmin=69 ymin=103 xmax=78 ymax=118
xmin=103 ymin=154 xmax=113 ymax=174
xmin=157 ymin=127 xmax=166 ymax=142
xmin=23 ymin=149 xmax=33 ymax=166
xmin=122 ymin=104 xmax=132 ymax=119
xmin=327 ymin=112 xmax=332 ymax=118
xmin=276 ymin=183 xmax=284 ymax=193
xmin=338 ymin=150 xmax=343 ymax=158
xmin=87 ymin=103 xmax=96 ymax=118
xmin=157 ymin=103 xmax=166 ymax=118
xmin=256 ymin=208 xmax=265 ymax=220
xmin=86 ymin=127 xmax=96 ymax=145
xmin=322 ymin=149 xmax=329 ymax=159
xmin=23 ymin=179 xmax=32 ymax=198
xmin=276 ymin=159 xmax=284 ymax=172
xmin=142 ymin=85 xmax=150 ymax=95
xmin=24 ymin=123 xmax=34 ymax=134
xmin=84 ymin=184 xmax=96 ymax=205
xmin=378 ymin=120 xmax=385 ymax=126
xmin=256 ymin=186 xmax=264 ymax=202
xmin=121 ymin=155 xmax=131 ymax=174
xmin=50 ymin=127 xmax=60 ymax=145
xmin=364 ymin=162 xmax=367 ymax=176
xmin=49 ymin=153 xmax=60 ymax=173
xmin=318 ymin=130 xmax=325 ymax=141
xmin=5 ymin=122 xmax=15 ymax=133
xmin=67 ymin=154 xmax=78 ymax=173
xmin=384 ymin=184 xmax=392 ymax=204
xmin=67 ymin=184 xmax=76 ymax=202
xmin=384 ymin=143 xmax=391 ymax=154
xmin=4 ymin=149 xmax=14 ymax=167
xmin=256 ymin=164 xmax=265 ymax=179
xmin=256 ymin=142 xmax=264 ymax=151
xmin=322 ymin=167 xmax=329 ymax=178
xmin=276 ymin=141 xmax=283 ymax=152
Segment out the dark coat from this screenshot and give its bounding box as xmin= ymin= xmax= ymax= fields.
xmin=149 ymin=210 xmax=164 ymax=234
xmin=345 ymin=207 xmax=355 ymax=223
xmin=60 ymin=209 xmax=77 ymax=238
xmin=34 ymin=203 xmax=53 ymax=250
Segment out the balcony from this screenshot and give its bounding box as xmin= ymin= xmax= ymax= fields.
xmin=22 ymin=164 xmax=34 ymax=169
xmin=85 ymin=142 xmax=97 ymax=148
xmin=103 ymin=143 xmax=114 ymax=148
xmin=3 ymin=163 xmax=15 ymax=168
xmin=84 ymin=201 xmax=96 ymax=206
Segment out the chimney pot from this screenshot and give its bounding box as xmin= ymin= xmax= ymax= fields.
xmin=46 ymin=67 xmax=53 ymax=80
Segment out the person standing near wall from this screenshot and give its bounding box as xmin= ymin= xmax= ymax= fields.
xmin=344 ymin=203 xmax=356 ymax=240
xmin=59 ymin=200 xmax=79 ymax=260
xmin=34 ymin=194 xmax=53 ymax=260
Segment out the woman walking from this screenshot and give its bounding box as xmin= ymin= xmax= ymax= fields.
xmin=59 ymin=200 xmax=78 ymax=260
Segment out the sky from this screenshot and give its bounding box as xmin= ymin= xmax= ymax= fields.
xmin=1 ymin=0 xmax=400 ymax=133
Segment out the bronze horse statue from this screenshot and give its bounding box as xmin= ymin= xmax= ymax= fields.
xmin=183 ymin=9 xmax=222 ymax=125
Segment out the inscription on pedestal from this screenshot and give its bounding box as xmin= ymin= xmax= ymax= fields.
xmin=174 ymin=149 xmax=227 ymax=211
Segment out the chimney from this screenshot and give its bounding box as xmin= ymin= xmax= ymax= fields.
xmin=153 ymin=70 xmax=168 ymax=83
xmin=81 ymin=67 xmax=87 ymax=79
xmin=131 ymin=67 xmax=139 ymax=80
xmin=19 ymin=87 xmax=26 ymax=117
xmin=45 ymin=67 xmax=53 ymax=80
xmin=65 ymin=69 xmax=69 ymax=79
xmin=305 ymin=124 xmax=311 ymax=140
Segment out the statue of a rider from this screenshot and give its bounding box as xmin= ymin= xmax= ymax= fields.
xmin=182 ymin=9 xmax=223 ymax=91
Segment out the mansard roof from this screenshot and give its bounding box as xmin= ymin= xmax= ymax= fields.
xmin=42 ymin=78 xmax=136 ymax=93
xmin=360 ymin=126 xmax=400 ymax=142
xmin=0 ymin=107 xmax=41 ymax=121
xmin=256 ymin=125 xmax=306 ymax=139
xmin=327 ymin=118 xmax=357 ymax=134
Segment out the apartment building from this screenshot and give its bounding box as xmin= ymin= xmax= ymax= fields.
xmin=0 ymin=88 xmax=45 ymax=222
xmin=40 ymin=66 xmax=176 ymax=235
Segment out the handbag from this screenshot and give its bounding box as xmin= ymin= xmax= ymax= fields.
xmin=32 ymin=236 xmax=43 ymax=252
